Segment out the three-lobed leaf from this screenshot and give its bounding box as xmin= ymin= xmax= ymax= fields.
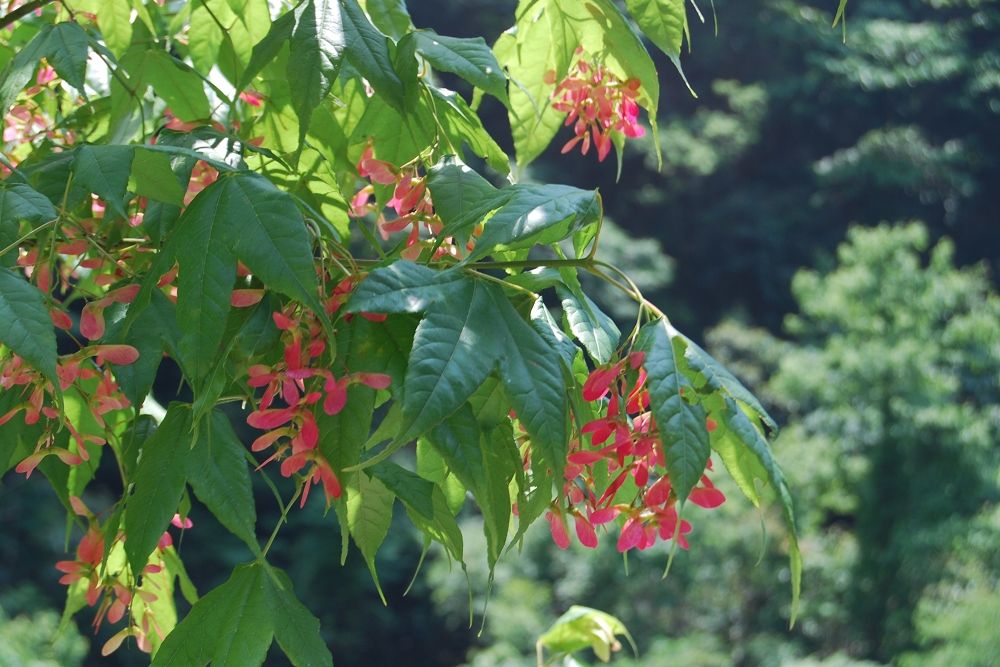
xmin=152 ymin=562 xmax=331 ymax=667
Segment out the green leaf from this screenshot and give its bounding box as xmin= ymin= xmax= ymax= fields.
xmin=427 ymin=407 xmax=511 ymax=568
xmin=166 ymin=173 xmax=321 ymax=383
xmin=530 ymin=297 xmax=578 ymax=367
xmin=288 ymin=0 xmax=345 ymax=139
xmin=153 ymin=561 xmax=331 ymax=666
xmin=348 ymin=87 xmax=437 ymax=165
xmin=341 ymin=0 xmax=407 ymax=111
xmin=370 ymin=461 xmax=434 ymax=520
xmin=130 ymin=148 xmax=186 ymax=206
xmin=493 ymin=16 xmax=562 ymax=167
xmin=426 ymin=156 xmax=498 ymax=242
xmin=722 ymin=397 xmax=802 ymax=623
xmin=239 ymin=9 xmax=295 ymax=90
xmin=103 ymin=290 xmax=180 ymax=406
xmin=151 ymin=563 xmax=273 ymax=667
xmin=399 ymin=280 xmax=497 ymax=441
xmin=557 ymin=285 xmax=620 ymax=364
xmin=349 ymin=272 xmax=567 ymax=470
xmin=347 ymin=262 xmax=468 ymax=313
xmin=188 ymin=1 xmax=228 ymax=76
xmin=488 ymin=287 xmax=568 ymax=476
xmin=0 ymin=183 xmax=58 ymax=266
xmin=44 ymin=22 xmax=89 ymax=91
xmin=429 ymin=85 xmax=509 ymax=174
xmin=125 ymin=404 xmax=192 ymax=577
xmin=675 ymin=330 xmax=778 ymax=433
xmin=635 ymin=319 xmax=710 ymax=502
xmin=624 ymin=0 xmax=686 ymax=57
xmin=227 ymin=173 xmax=323 ymax=313
xmin=538 ymin=605 xmax=636 ymax=663
xmin=143 ymin=50 xmax=211 ymax=122
xmin=361 ymin=0 xmax=413 ymax=39
xmin=462 ymin=184 xmax=601 ymax=262
xmin=369 ymin=460 xmax=466 ymax=562
xmin=346 ymin=470 xmax=395 ymax=599
xmin=186 ymin=411 xmax=259 ymax=553
xmin=99 ymin=0 xmax=133 ymax=56
xmin=264 ymin=565 xmax=334 ymax=667
xmin=168 ymin=182 xmax=238 ymax=383
xmin=72 ymin=144 xmax=135 ymax=220
xmin=0 ymin=267 xmax=58 ymax=387
xmin=413 ymin=31 xmax=507 ymax=103
xmin=0 ymin=25 xmax=51 ymax=116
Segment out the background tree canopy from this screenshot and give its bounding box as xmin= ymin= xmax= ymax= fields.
xmin=0 ymin=0 xmax=997 ymax=666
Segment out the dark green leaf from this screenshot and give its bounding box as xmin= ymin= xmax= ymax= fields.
xmin=44 ymin=22 xmax=89 ymax=91
xmin=0 ymin=266 xmax=58 ymax=387
xmin=72 ymin=144 xmax=134 ymax=220
xmin=288 ymin=0 xmax=345 ymax=139
xmin=636 ymin=319 xmax=710 ymax=502
xmin=429 ymin=85 xmax=509 ymax=174
xmin=0 ymin=183 xmax=58 ymax=266
xmin=226 ymin=173 xmax=323 ymax=314
xmin=370 ymin=461 xmax=435 ymax=520
xmin=347 ymin=262 xmax=468 ymax=314
xmin=341 ymin=0 xmax=406 ymax=110
xmin=103 ymin=291 xmax=179 ymax=406
xmin=265 ymin=565 xmax=334 ymax=667
xmin=168 ymin=181 xmax=238 ymax=383
xmin=151 ymin=563 xmax=273 ymax=667
xmin=530 ymin=297 xmax=578 ymax=367
xmin=462 ymin=184 xmax=601 ymax=262
xmin=125 ymin=404 xmax=192 ymax=577
xmin=426 ymin=156 xmax=497 ymax=245
xmin=399 ymin=280 xmax=496 ymax=441
xmin=186 ymin=411 xmax=259 ymax=553
xmin=487 ymin=285 xmax=568 ymax=476
xmin=167 ymin=173 xmax=321 ymax=383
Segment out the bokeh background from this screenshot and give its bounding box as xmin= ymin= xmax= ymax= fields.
xmin=1 ymin=0 xmax=998 ymax=665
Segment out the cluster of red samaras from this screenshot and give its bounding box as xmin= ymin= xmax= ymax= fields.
xmin=545 ymin=352 xmax=726 ymax=553
xmin=349 ymin=144 xmax=480 ymax=260
xmin=243 ymin=275 xmax=390 ymax=508
xmin=1 ymin=217 xmax=143 ymax=477
xmin=546 ymin=49 xmax=646 ymax=162
xmin=55 ymin=497 xmax=189 ymax=656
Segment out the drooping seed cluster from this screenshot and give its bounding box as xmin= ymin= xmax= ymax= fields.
xmin=545 ymin=352 xmax=726 ymax=552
